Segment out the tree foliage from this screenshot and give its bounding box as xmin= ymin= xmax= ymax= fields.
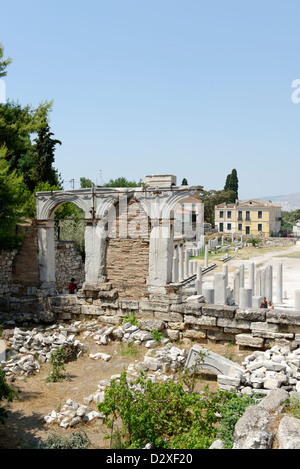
xmin=28 ymin=121 xmax=62 ymax=191
xmin=0 ymin=147 xmax=30 ymax=249
xmin=80 ymin=177 xmax=94 ymax=188
xmin=104 ymin=177 xmax=142 ymax=187
xmin=197 ymin=189 xmax=236 ymax=225
xmin=0 ymin=369 xmax=16 ymax=424
xmin=224 ymin=168 xmax=238 ymax=202
xmin=281 ymin=209 xmax=300 ymax=235
xmin=0 ymin=42 xmax=11 ymax=78
xmin=0 ymin=43 xmax=62 ymax=249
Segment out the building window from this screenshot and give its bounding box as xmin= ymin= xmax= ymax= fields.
xmin=258 ymin=224 xmax=262 ymax=232
xmin=227 ymin=211 xmax=231 ymax=218
xmin=238 ymin=211 xmax=243 ymax=221
xmin=246 ymin=211 xmax=250 ymax=221
xmin=238 ymin=224 xmax=243 ymax=231
xmin=227 ymin=223 xmax=231 ymax=230
xmin=219 ymin=211 xmax=224 ymax=218
xmin=219 ymin=223 xmax=224 ymax=232
xmin=258 ymin=211 xmax=262 ymax=219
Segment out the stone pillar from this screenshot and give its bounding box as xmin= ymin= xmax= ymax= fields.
xmin=203 ymin=286 xmax=214 ymax=304
xmin=295 ymin=290 xmax=300 ymax=310
xmin=196 ymin=264 xmax=202 ymax=295
xmin=37 ymin=220 xmax=56 ymax=290
xmin=239 ymin=264 xmax=244 ymax=287
xmin=234 ymin=270 xmax=240 ymax=305
xmin=184 ymin=249 xmax=189 ymax=279
xmin=172 ymin=248 xmax=179 ymax=283
xmin=222 ymin=264 xmax=228 ymax=288
xmin=213 ymin=273 xmax=227 ymax=305
xmin=265 ymin=265 xmax=273 ymax=302
xmin=249 ymin=262 xmax=255 ymax=291
xmin=261 ymin=268 xmax=266 ymax=297
xmin=148 ymin=219 xmax=174 ymax=292
xmin=84 ymin=221 xmax=107 ymax=283
xmin=239 ymin=287 xmax=252 ymax=309
xmin=204 ymin=244 xmax=209 ymax=268
xmin=178 ymin=244 xmax=184 ymax=281
xmin=276 ymin=263 xmax=283 ymax=303
xmin=255 ymin=269 xmax=261 ymax=296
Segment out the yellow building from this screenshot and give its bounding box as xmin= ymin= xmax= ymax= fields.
xmin=214 ymin=199 xmax=282 ymax=237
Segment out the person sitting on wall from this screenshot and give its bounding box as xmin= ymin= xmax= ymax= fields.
xmin=260 ymin=297 xmax=268 ymax=308
xmin=268 ymin=300 xmax=274 ymax=309
xmin=68 ymin=278 xmax=78 ymax=294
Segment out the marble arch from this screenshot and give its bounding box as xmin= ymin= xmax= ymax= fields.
xmin=35 ymin=175 xmax=203 ymax=296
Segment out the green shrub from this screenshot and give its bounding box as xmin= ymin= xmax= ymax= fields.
xmin=283 ymin=397 xmax=300 ymax=419
xmin=38 ymin=429 xmax=91 ymax=449
xmin=122 ymin=314 xmax=138 ymax=326
xmin=0 ymin=368 xmax=17 ymax=424
xmin=98 ymin=372 xmax=258 ymax=450
xmin=150 ymin=329 xmax=162 ymax=342
xmin=46 ymin=347 xmax=66 ymax=382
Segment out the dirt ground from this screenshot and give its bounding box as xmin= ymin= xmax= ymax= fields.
xmin=0 ymin=334 xmax=249 ymax=450
xmin=1 ymin=240 xmax=299 ymax=450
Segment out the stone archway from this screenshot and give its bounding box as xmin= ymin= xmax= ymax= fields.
xmin=35 ymin=176 xmax=203 ymax=296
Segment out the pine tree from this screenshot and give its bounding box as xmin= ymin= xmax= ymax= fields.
xmin=0 ymin=43 xmax=11 ymax=78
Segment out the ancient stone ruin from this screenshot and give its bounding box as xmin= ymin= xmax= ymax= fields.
xmin=1 ymin=174 xmax=300 ymax=449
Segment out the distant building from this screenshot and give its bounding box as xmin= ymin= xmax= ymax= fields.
xmin=214 ymin=199 xmax=282 ymax=237
xmin=293 ymin=220 xmax=300 ymax=237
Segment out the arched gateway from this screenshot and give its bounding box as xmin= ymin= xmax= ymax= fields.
xmin=36 ymin=175 xmax=203 ymax=299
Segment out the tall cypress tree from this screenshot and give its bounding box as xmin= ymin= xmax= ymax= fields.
xmin=29 ymin=122 xmax=62 ymax=190
xmin=224 ymin=169 xmax=238 ymax=201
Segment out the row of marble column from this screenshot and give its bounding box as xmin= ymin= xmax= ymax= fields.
xmin=209 ymin=263 xmax=283 ymax=307
xmin=172 ymin=246 xmax=284 ymax=308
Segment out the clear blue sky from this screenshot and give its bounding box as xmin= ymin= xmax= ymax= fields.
xmin=1 ymin=0 xmax=300 ymax=199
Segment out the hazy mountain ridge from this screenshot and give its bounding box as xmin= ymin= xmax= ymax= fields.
xmin=259 ymin=193 xmax=300 ymax=211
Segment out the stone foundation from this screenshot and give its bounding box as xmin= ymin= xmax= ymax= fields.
xmin=1 ymin=283 xmax=300 ymax=351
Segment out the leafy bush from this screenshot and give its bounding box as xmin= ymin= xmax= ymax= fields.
xmin=0 ymin=369 xmax=17 ymax=424
xmin=46 ymin=347 xmax=66 ymax=382
xmin=122 ymin=314 xmax=138 ymax=326
xmin=38 ymin=429 xmax=90 ymax=449
xmin=283 ymin=397 xmax=300 ymax=419
xmin=217 ymin=393 xmax=260 ymax=448
xmin=150 ymin=329 xmax=162 ymax=342
xmin=98 ymin=372 xmax=258 ymax=449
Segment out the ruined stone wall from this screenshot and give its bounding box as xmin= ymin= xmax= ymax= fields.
xmin=0 ymin=232 xmax=85 ymax=296
xmin=1 ymin=284 xmax=300 ymax=351
xmin=0 ymin=250 xmax=16 ymax=295
xmin=0 ymin=221 xmax=39 ymax=296
xmin=106 ymin=238 xmax=149 ymax=299
xmin=105 ymin=197 xmax=150 ymax=300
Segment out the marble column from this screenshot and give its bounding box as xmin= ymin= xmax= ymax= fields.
xmin=213 ymin=273 xmax=227 ymax=305
xmin=204 ymin=245 xmax=209 ymax=268
xmin=276 ymin=263 xmax=283 ymax=303
xmin=37 ymin=220 xmax=56 ymax=289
